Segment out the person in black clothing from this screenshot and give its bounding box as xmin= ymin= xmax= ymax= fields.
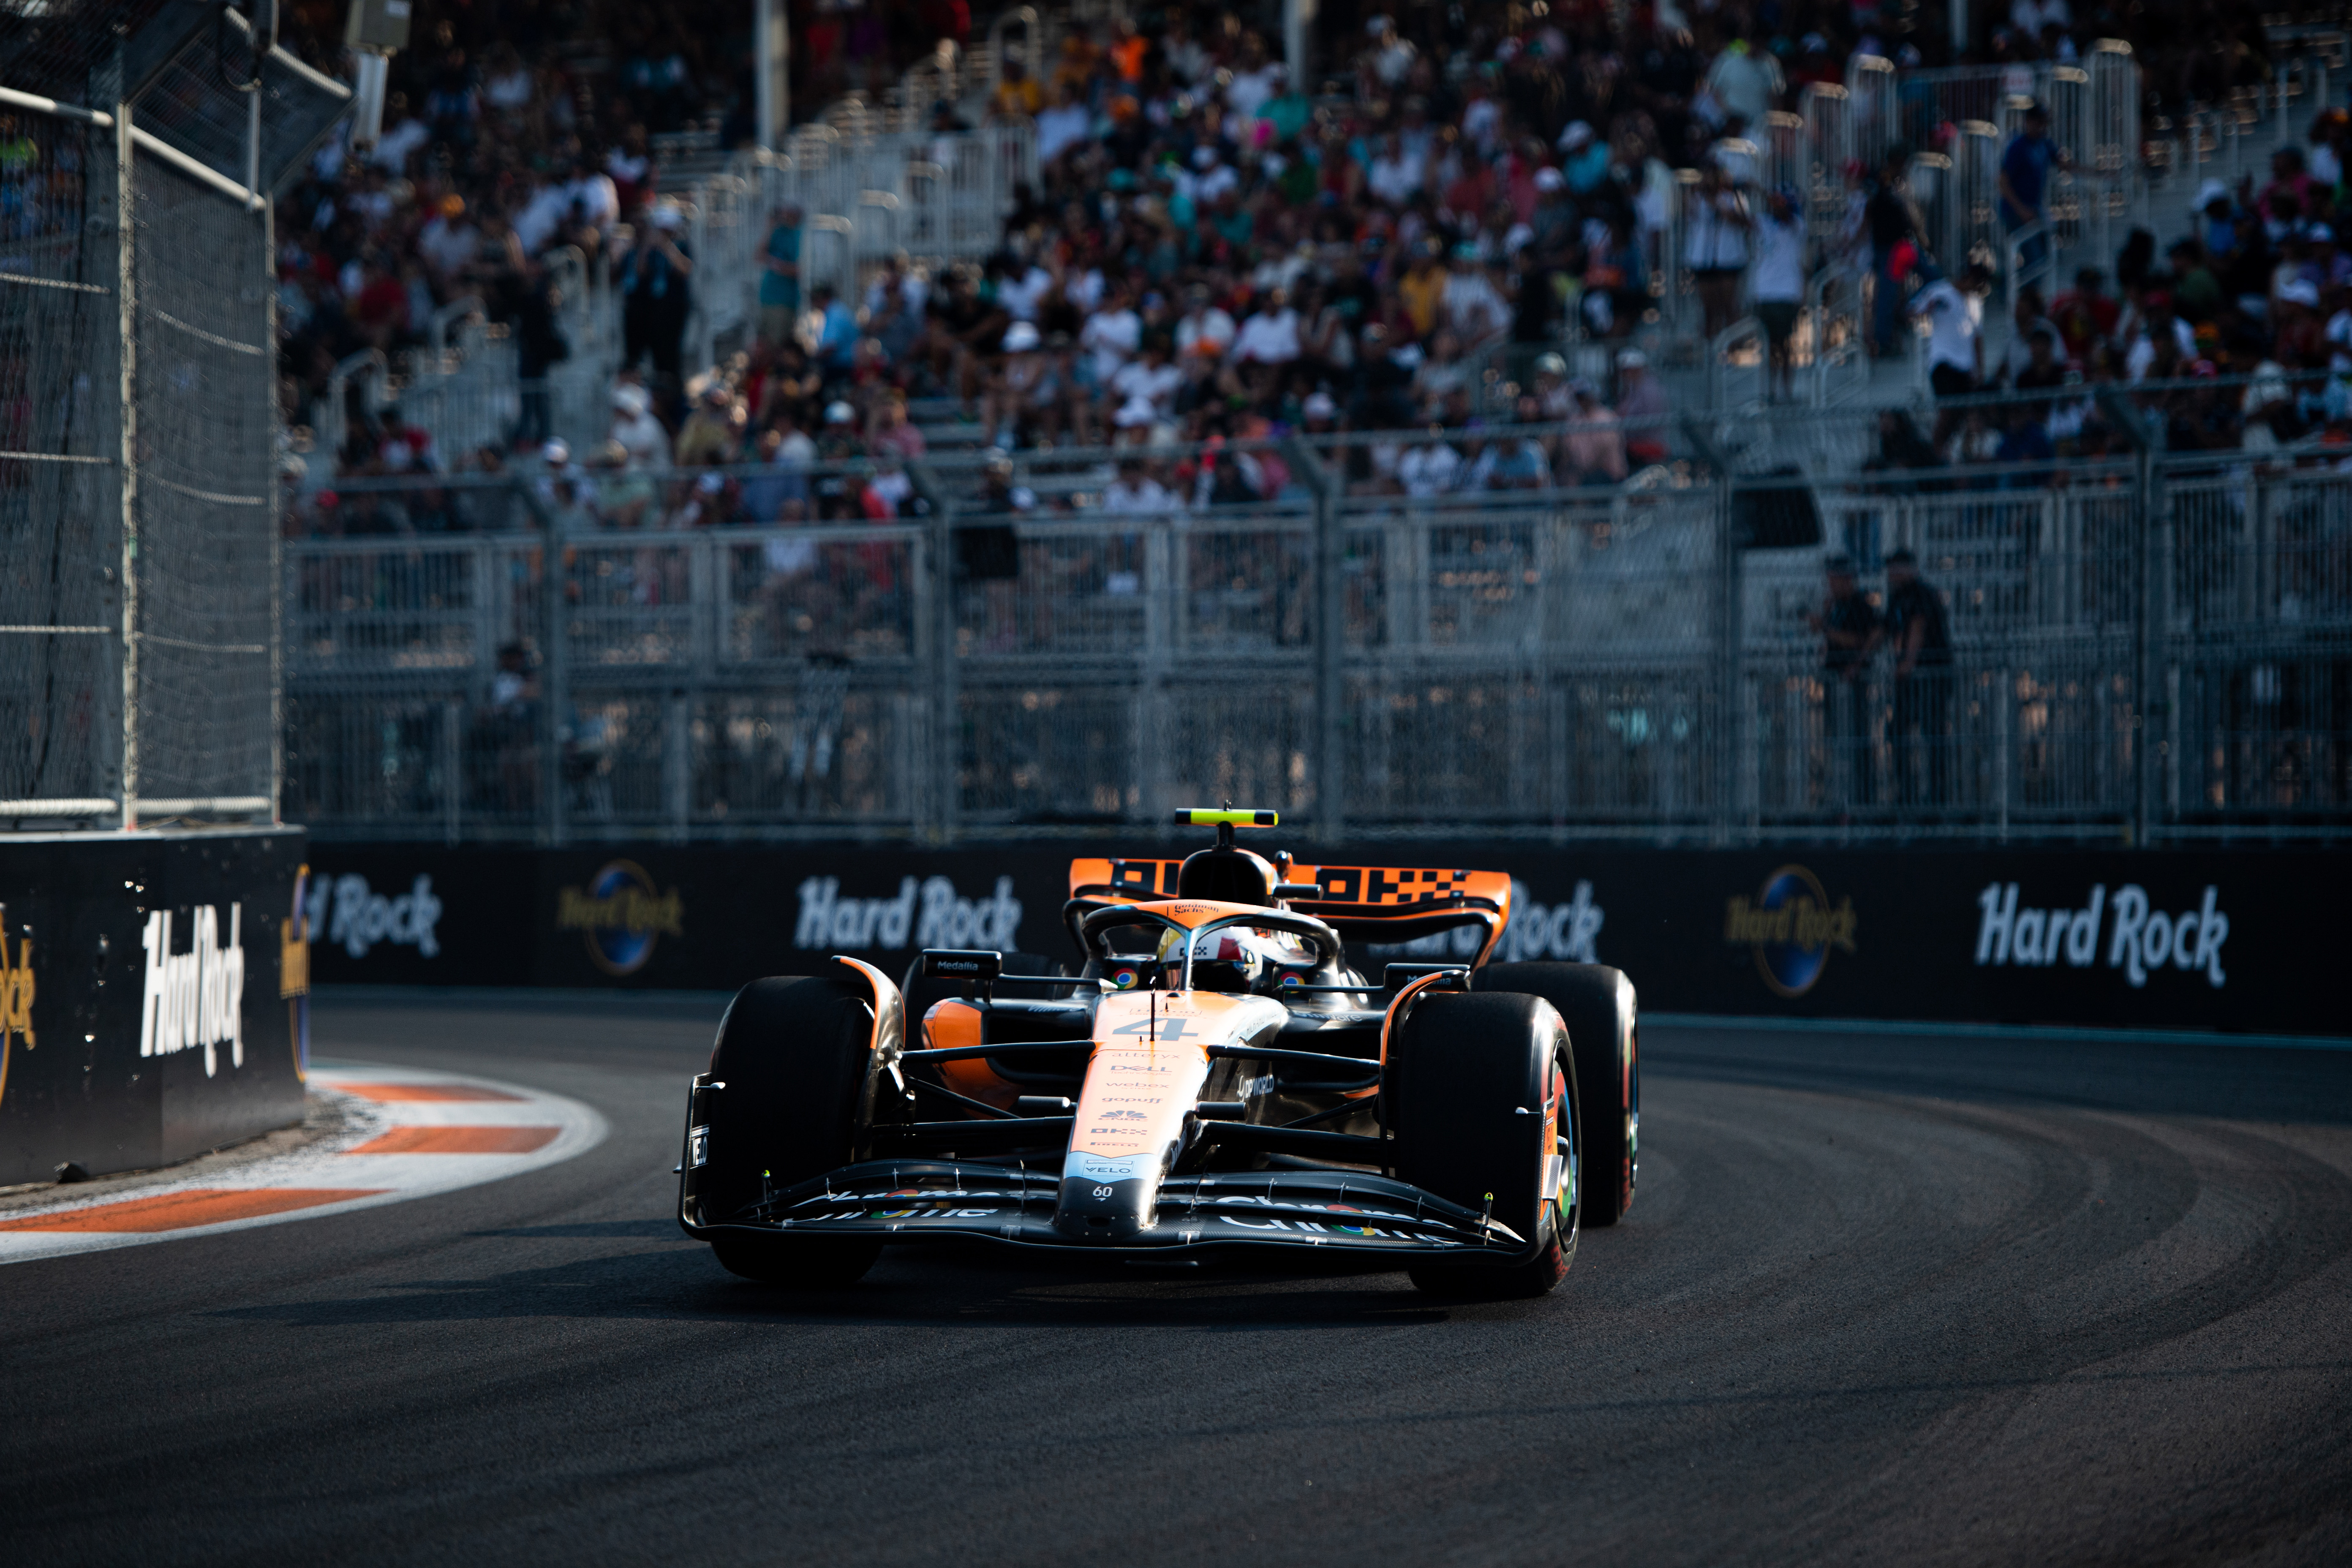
xmin=1866 ymin=150 xmax=1923 ymax=359
xmin=1883 ymin=548 xmax=1954 ymax=808
xmin=1809 ymin=555 xmax=1881 ymax=808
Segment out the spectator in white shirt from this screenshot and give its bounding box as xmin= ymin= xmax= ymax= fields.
xmin=1104 ymin=458 xmax=1177 ymax=512
xmin=1080 ymin=285 xmax=1143 ymax=387
xmin=2123 ymin=291 xmax=2197 ymax=381
xmin=1111 ymin=338 xmax=1184 ymax=416
xmin=996 ymin=258 xmax=1055 ymax=323
xmin=1231 ymin=289 xmax=1303 ymax=365
xmin=1913 ymin=263 xmax=1991 ymax=446
xmin=1398 ymin=438 xmax=1462 ymax=497
xmin=1036 ymin=83 xmax=1092 ymax=167
xmin=1175 ymin=287 xmax=1236 ymax=361
xmin=609 ymin=383 xmax=672 ymax=471
xmin=1442 ymin=245 xmax=1510 ymax=341
xmin=1367 ymin=133 xmax=1426 ymax=207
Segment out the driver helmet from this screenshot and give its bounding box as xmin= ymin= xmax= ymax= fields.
xmin=1155 ymin=927 xmax=1310 ymax=993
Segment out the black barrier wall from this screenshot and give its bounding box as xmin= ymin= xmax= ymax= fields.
xmin=301 ymin=839 xmax=2337 ymax=1037
xmin=0 ymin=828 xmax=310 ymax=1184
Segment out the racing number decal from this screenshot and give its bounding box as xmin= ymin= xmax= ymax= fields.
xmin=1110 ymin=1016 xmax=1196 ymax=1041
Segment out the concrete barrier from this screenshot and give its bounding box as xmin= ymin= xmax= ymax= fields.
xmin=0 ymin=828 xmax=310 ymax=1183
xmin=294 ymin=839 xmax=2337 ymax=1038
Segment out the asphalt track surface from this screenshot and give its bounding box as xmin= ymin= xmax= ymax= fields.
xmin=4 ymin=993 xmax=2350 ymax=1566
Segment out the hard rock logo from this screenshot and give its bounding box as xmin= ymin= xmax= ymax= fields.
xmin=1723 ymin=865 xmax=1859 ymax=998
xmin=558 ymin=860 xmax=685 ymax=976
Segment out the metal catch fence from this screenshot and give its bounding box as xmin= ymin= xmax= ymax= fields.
xmin=280 ymin=429 xmax=2352 ymax=844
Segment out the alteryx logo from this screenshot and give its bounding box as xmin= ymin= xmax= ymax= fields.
xmin=556 ymin=860 xmax=685 ymax=976
xmin=1724 ymin=865 xmax=1858 ymax=998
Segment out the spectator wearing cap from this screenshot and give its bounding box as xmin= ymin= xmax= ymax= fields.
xmin=2000 ymin=102 xmax=2065 ymax=275
xmin=609 ymin=384 xmax=672 ymax=471
xmin=1557 ymin=121 xmax=1609 ymax=196
xmin=676 ymin=380 xmax=746 ymax=468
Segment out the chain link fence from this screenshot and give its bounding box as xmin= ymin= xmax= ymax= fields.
xmin=2 ymin=16 xmax=342 ymax=828
xmin=279 ymin=421 xmax=2352 ymax=844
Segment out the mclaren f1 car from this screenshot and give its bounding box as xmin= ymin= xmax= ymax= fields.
xmin=677 ymin=810 xmax=1638 ymax=1298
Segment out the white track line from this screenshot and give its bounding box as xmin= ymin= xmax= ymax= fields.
xmin=0 ymin=1064 xmax=606 ymax=1265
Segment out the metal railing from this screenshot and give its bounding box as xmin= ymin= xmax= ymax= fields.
xmin=280 ymin=426 xmax=2352 ymax=844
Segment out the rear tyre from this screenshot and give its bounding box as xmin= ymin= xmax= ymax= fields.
xmin=1474 ymin=962 xmax=1638 ymax=1227
xmin=1388 ymin=991 xmax=1578 ymax=1300
xmin=697 ymin=974 xmax=887 ymax=1287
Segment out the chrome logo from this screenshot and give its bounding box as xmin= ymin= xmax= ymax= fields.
xmin=1723 ymin=864 xmax=1859 ymax=998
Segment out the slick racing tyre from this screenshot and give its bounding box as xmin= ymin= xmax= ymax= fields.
xmin=700 ymin=975 xmax=883 ymax=1287
xmin=1388 ymin=991 xmax=1578 ymax=1299
xmin=1474 ymin=963 xmax=1638 ymax=1227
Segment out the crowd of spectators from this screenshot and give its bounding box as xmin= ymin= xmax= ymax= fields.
xmin=276 ymin=0 xmax=2352 ymax=545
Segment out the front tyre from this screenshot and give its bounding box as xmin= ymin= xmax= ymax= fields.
xmin=1473 ymin=963 xmax=1638 ymax=1227
xmin=1388 ymin=991 xmax=1578 ymax=1299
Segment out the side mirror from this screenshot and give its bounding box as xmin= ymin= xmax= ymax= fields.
xmin=922 ymin=949 xmax=1002 ymax=985
xmin=1383 ymin=963 xmax=1468 ymax=992
xmin=1273 ymin=882 xmax=1321 ymax=900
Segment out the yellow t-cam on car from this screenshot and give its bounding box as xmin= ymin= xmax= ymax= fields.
xmin=675 ymin=807 xmax=1639 ymax=1300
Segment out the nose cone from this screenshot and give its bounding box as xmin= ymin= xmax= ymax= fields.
xmin=1054 ymin=1173 xmax=1157 ymax=1242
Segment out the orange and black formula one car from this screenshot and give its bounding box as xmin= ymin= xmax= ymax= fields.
xmin=677 ymin=810 xmax=1638 ymax=1298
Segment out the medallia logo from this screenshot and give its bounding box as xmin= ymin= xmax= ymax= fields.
xmin=556 ymin=860 xmax=686 ymax=975
xmin=1723 ymin=865 xmax=1859 ymax=997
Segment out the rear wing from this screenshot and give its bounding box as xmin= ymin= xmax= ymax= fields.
xmin=1067 ymin=857 xmax=1511 ymax=962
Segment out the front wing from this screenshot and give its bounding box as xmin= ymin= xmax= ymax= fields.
xmin=681 ymin=1160 xmax=1535 ymax=1265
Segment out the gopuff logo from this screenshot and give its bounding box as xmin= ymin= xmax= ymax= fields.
xmin=1974 ymin=883 xmax=2228 ymax=989
xmin=1371 ymin=877 xmax=1604 ymax=961
xmin=794 ymin=876 xmax=1022 ymax=952
xmin=1724 ymin=865 xmax=1858 ymax=998
xmin=140 ymin=905 xmax=245 ymax=1077
xmin=304 ymin=873 xmax=444 ymax=961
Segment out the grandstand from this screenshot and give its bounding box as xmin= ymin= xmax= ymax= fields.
xmin=15 ymin=0 xmax=2335 ymax=844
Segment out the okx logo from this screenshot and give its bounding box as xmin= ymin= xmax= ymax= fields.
xmin=1724 ymin=865 xmax=1859 ymax=997
xmin=140 ymin=905 xmax=246 ymax=1077
xmin=557 ymin=860 xmax=685 ymax=975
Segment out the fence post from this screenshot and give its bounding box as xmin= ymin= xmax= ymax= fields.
xmin=1683 ymin=417 xmax=1746 ymax=844
xmin=2092 ymin=387 xmax=2158 ymax=844
xmin=116 ymin=99 xmax=139 ymax=831
xmin=1285 ymin=438 xmax=1345 ymax=844
xmin=523 ymin=477 xmax=569 ymax=846
xmin=911 ymin=461 xmax=957 ymax=843
xmin=442 ymin=699 xmax=462 ymax=845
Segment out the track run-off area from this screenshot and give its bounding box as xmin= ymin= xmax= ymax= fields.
xmin=3 ymin=991 xmax=2347 ymax=1565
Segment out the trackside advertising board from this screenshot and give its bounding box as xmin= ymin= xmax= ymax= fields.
xmin=0 ymin=828 xmax=310 ymax=1183
xmin=298 ymin=841 xmax=2339 ymax=1037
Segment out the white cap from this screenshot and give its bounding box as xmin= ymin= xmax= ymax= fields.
xmin=2196 ymin=178 xmax=2230 ymax=210
xmin=825 ymin=400 xmax=856 ymax=424
xmin=695 ymin=471 xmax=726 ymax=493
xmin=1534 ymin=166 xmax=1566 ymax=192
xmin=542 ymin=438 xmax=571 ymax=465
xmin=1192 ymin=144 xmax=1220 ymax=170
xmin=1558 ymin=120 xmax=1595 ymax=151
xmin=1002 ymin=320 xmax=1042 ymax=352
xmin=612 ymin=384 xmax=648 ymax=416
xmin=2280 ymin=278 xmax=2321 ymax=307
xmin=1302 ymin=391 xmax=1338 ymax=419
xmin=1616 ymin=348 xmax=1647 ymax=370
